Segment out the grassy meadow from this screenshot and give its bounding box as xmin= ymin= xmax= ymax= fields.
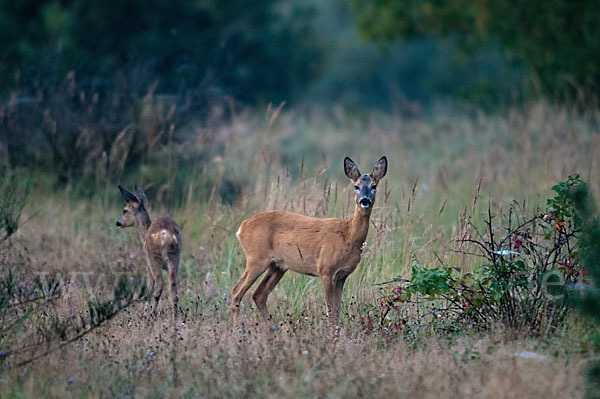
xmin=1 ymin=101 xmax=600 ymax=397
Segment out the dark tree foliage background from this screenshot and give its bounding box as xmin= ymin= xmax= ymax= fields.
xmin=2 ymin=0 xmax=598 ymax=106
xmin=1 ymin=0 xmax=529 ymax=109
xmin=0 ymin=0 xmax=321 ymax=104
xmin=0 ymin=0 xmax=322 ymax=185
xmin=351 ymin=0 xmax=600 ymax=101
xmin=0 ymin=0 xmax=598 ymax=192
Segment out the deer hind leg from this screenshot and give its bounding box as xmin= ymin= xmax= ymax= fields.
xmin=252 ymin=265 xmax=286 ymax=324
xmin=167 ymin=255 xmax=180 ymax=320
xmin=231 ymin=257 xmax=270 ymax=328
xmin=148 ymin=258 xmax=165 ymax=314
xmin=231 ymin=270 xmax=247 ymax=299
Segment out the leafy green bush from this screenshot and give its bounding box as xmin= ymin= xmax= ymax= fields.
xmin=564 ymin=176 xmax=600 ymax=397
xmin=367 ymin=175 xmax=587 ymax=337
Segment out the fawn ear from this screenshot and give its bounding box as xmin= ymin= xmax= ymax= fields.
xmin=371 ymin=156 xmax=387 ymax=182
xmin=118 ymin=185 xmax=138 ymax=204
xmin=344 ymin=157 xmax=361 ymax=181
xmin=134 ymin=185 xmax=148 ymax=208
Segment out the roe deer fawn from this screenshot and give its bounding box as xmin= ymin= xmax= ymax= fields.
xmin=116 ymin=185 xmax=182 ymax=320
xmin=232 ymin=156 xmax=387 ymax=327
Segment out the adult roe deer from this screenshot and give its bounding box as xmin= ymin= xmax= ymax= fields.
xmin=232 ymin=156 xmax=387 ymax=327
xmin=116 ymin=185 xmax=182 ymax=320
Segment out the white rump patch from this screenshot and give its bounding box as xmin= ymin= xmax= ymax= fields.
xmin=159 ymin=230 xmax=176 ymax=245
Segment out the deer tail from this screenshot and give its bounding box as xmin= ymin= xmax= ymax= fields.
xmin=159 ymin=229 xmax=178 ymax=247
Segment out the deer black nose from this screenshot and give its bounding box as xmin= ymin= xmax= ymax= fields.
xmin=359 ymin=197 xmax=372 ymax=208
xmin=116 ymin=221 xmax=122 ymax=227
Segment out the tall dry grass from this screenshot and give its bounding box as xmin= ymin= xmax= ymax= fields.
xmin=1 ymin=101 xmax=599 ymax=397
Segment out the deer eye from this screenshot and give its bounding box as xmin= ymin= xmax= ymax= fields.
xmin=371 ymin=185 xmax=377 ymax=190
xmin=123 ymin=210 xmax=127 ymax=214
xmin=354 ymin=185 xmax=359 ymax=190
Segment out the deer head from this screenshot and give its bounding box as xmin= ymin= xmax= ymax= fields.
xmin=344 ymin=156 xmax=387 ymax=210
xmin=116 ymin=185 xmax=148 ymax=228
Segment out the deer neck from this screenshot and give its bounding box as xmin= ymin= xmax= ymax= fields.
xmin=137 ymin=208 xmax=152 ymax=243
xmin=348 ymin=203 xmax=372 ymax=246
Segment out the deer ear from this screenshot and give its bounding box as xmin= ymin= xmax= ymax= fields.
xmin=134 ymin=185 xmax=148 ymax=208
xmin=118 ymin=185 xmax=138 ymax=204
xmin=344 ymin=157 xmax=360 ymax=180
xmin=371 ymin=156 xmax=387 ymax=181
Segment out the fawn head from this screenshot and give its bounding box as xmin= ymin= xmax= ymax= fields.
xmin=116 ymin=185 xmax=148 ymax=228
xmin=344 ymin=156 xmax=387 ymax=209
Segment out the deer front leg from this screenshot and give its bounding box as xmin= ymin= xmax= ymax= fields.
xmin=145 ymin=255 xmax=156 ymax=299
xmin=321 ymin=274 xmax=340 ymax=322
xmin=332 ymin=275 xmax=348 ymax=317
xmin=322 ymin=271 xmax=349 ymax=323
